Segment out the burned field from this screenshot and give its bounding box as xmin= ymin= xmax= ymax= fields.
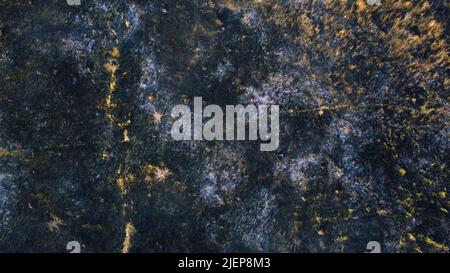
xmin=0 ymin=0 xmax=448 ymax=253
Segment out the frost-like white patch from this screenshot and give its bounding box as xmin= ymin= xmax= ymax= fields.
xmin=204 ymin=188 xmax=276 ymax=252
xmin=326 ymin=116 xmax=370 ymax=196
xmin=60 ymin=35 xmax=95 ymax=55
xmin=0 ymin=173 xmax=14 ymax=221
xmin=125 ymin=3 xmax=143 ymax=35
xmin=92 ymin=1 xmax=114 ymax=13
xmin=329 ymin=117 xmax=361 ymax=142
xmin=197 ymin=145 xmax=246 ymax=207
xmin=73 ymin=14 xmax=94 ymax=29
xmin=275 ymin=154 xmax=322 ymax=193
xmin=228 ymin=188 xmax=276 ymax=252
xmin=138 ymin=55 xmax=165 ymax=111
xmin=240 ymin=69 xmax=333 ymax=111
xmin=136 ymin=54 xmax=177 ymax=142
xmin=199 ymin=173 xmax=223 ymax=206
xmin=0 ymin=51 xmax=12 ymax=65
xmin=213 ymin=60 xmax=234 ymax=81
xmin=241 ymin=9 xmax=259 ymax=27
xmin=139 ymin=56 xmax=161 ymax=91
xmin=241 ymin=73 xmax=295 ymax=105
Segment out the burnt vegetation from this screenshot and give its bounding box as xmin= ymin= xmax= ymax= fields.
xmin=0 ymin=0 xmax=448 ymax=252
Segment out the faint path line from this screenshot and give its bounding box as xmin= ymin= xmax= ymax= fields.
xmin=288 ymin=103 xmax=449 ymax=116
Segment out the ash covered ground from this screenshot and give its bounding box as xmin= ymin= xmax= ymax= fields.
xmin=0 ymin=0 xmax=449 ymax=253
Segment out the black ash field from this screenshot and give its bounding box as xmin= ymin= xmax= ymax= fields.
xmin=0 ymin=0 xmax=449 ymax=253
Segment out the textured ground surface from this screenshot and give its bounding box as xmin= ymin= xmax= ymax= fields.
xmin=0 ymin=0 xmax=449 ymax=253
